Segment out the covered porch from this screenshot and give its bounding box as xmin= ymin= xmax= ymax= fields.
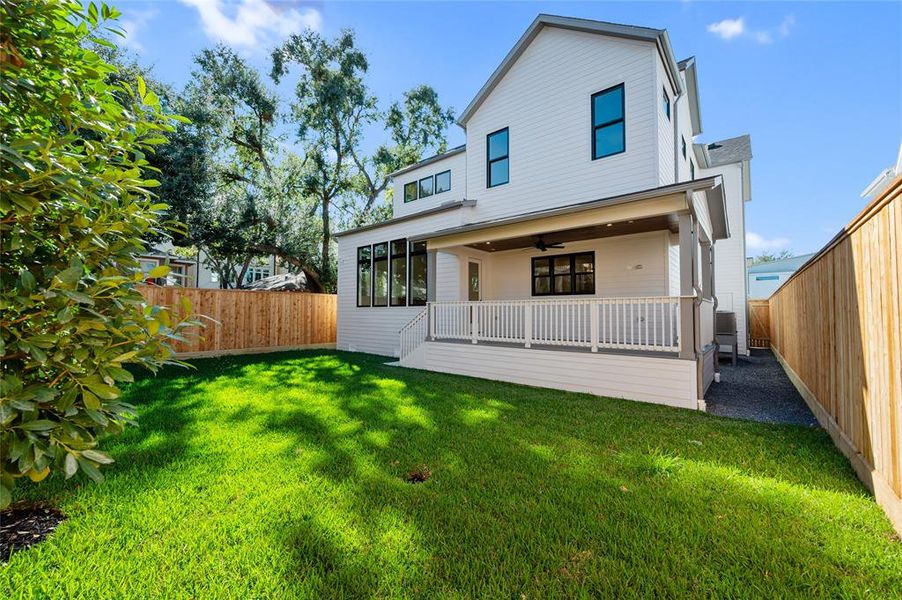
xmin=398 ymin=177 xmax=728 ymax=409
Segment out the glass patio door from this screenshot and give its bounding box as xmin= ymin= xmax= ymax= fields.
xmin=468 ymin=260 xmax=481 ymax=301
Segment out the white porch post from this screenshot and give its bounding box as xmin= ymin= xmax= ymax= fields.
xmin=471 ymin=305 xmax=479 ymax=344
xmin=427 ymin=249 xmax=437 ymax=340
xmin=678 ymin=212 xmax=696 ymax=360
xmin=590 ymin=302 xmax=599 ymax=352
xmin=524 ymin=303 xmax=532 ymax=348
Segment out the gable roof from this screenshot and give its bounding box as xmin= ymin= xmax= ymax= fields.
xmin=677 ymin=56 xmax=703 ymax=136
xmin=389 ymin=144 xmax=466 ymax=178
xmin=747 ymin=253 xmax=815 ymax=274
xmin=706 ymin=135 xmax=752 ymax=167
xmin=457 ymin=14 xmax=683 ymax=127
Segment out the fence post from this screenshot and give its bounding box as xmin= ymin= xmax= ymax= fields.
xmin=428 ymin=303 xmax=435 ymax=341
xmin=471 ymin=304 xmax=478 ymax=344
xmin=524 ymin=303 xmax=532 ymax=348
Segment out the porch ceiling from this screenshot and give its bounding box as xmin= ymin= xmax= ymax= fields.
xmin=464 ymin=215 xmax=676 ymax=252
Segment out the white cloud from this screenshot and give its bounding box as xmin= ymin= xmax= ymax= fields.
xmin=707 ymin=18 xmax=745 ymax=40
xmin=777 ymin=15 xmax=796 ymax=37
xmin=180 ymin=0 xmax=321 ymax=48
xmin=119 ymin=7 xmax=158 ymax=52
xmin=746 ymin=232 xmax=791 ymax=252
xmin=707 ymin=15 xmax=795 ymax=45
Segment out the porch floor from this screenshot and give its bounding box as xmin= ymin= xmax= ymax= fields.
xmin=423 ymin=338 xmax=679 ymax=359
xmin=705 ymin=349 xmax=818 ymax=426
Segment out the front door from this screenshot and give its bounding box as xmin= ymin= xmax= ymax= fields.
xmin=468 ymin=260 xmax=481 ymax=301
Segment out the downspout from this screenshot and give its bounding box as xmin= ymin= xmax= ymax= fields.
xmin=711 ymin=243 xmax=721 ymax=379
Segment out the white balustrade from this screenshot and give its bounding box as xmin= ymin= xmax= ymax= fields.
xmin=423 ymin=296 xmax=681 ymax=353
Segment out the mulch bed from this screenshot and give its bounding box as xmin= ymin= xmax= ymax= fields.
xmin=1 ymin=503 xmax=66 ymax=562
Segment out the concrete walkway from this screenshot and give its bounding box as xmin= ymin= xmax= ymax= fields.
xmin=705 ymin=349 xmax=819 ymax=427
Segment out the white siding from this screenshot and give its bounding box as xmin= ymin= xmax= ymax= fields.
xmin=485 ymin=231 xmax=670 ymax=300
xmin=748 ymin=270 xmax=793 ymax=299
xmin=434 ymin=251 xmax=461 ymax=301
xmin=416 ymin=342 xmax=698 ymax=409
xmin=336 ymin=209 xmax=470 ymax=357
xmin=701 ymin=162 xmax=749 ymax=355
xmin=464 ymin=27 xmax=659 ymax=222
xmin=656 ymin=56 xmax=676 ymax=186
xmin=391 ymin=152 xmax=467 ymax=218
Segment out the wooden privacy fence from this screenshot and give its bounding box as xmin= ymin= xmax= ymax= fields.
xmin=769 ymin=174 xmax=901 ymax=535
xmin=748 ymin=300 xmax=771 ymax=348
xmin=139 ymin=286 xmax=337 ymax=357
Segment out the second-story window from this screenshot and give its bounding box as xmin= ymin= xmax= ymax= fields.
xmin=418 ymin=176 xmax=433 ymax=198
xmin=487 ymin=128 xmax=509 ymax=187
xmin=404 ymin=181 xmax=417 ymax=203
xmin=435 ymin=170 xmax=451 ymax=194
xmin=690 ymin=160 xmax=695 ymax=180
xmin=681 ymin=136 xmax=687 ymax=159
xmin=662 ymin=87 xmax=671 ymax=120
xmin=592 ymin=84 xmax=625 ymax=160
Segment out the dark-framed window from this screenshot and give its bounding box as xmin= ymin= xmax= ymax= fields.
xmin=592 ymin=84 xmax=625 ymax=160
xmin=403 ymin=181 xmax=417 ymax=203
xmin=690 ymin=160 xmax=695 ymax=180
xmin=681 ymin=136 xmax=687 ymax=159
xmin=389 ymin=239 xmax=407 ymax=306
xmin=408 ymin=241 xmax=427 ymax=306
xmin=662 ymin=87 xmax=671 ymax=120
xmin=356 ymin=245 xmax=372 ymax=307
xmin=372 ymin=242 xmax=388 ymax=306
xmin=531 ymin=252 xmax=595 ymax=296
xmin=486 ymin=127 xmax=509 ymax=187
xmin=418 ymin=176 xmax=433 ymax=198
xmin=435 ymin=170 xmax=451 ymax=194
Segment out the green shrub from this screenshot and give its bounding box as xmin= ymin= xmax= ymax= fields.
xmin=0 ymin=1 xmax=195 ymax=505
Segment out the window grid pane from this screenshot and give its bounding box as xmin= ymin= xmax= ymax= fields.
xmin=435 ymin=170 xmax=451 ymax=194
xmin=404 ymin=182 xmax=417 ymax=203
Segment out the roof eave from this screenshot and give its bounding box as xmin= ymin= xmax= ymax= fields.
xmin=389 ymin=145 xmax=466 ymax=178
xmin=678 ymin=56 xmax=703 ymax=135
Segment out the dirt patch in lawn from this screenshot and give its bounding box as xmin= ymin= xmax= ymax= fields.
xmin=1 ymin=503 xmax=66 ymax=562
xmin=405 ymin=465 xmax=431 ymax=484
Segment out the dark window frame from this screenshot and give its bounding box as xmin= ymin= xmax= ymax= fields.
xmin=681 ymin=136 xmax=687 ymax=159
xmin=407 ymin=240 xmax=428 ymax=306
xmin=531 ymin=251 xmax=596 ymax=297
xmin=662 ymin=87 xmax=671 ymax=120
xmin=372 ymin=242 xmax=388 ymax=307
xmin=591 ymin=84 xmax=626 ymax=160
xmin=690 ymin=160 xmax=695 ymax=181
xmin=356 ymin=245 xmax=372 ymax=307
xmin=389 ymin=238 xmax=407 ymax=307
xmin=486 ymin=127 xmax=510 ymax=188
xmin=434 ymin=169 xmax=451 ymax=194
xmin=418 ymin=176 xmax=434 ymax=198
xmin=403 ymin=181 xmax=418 ymax=203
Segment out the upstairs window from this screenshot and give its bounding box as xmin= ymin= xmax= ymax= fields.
xmin=372 ymin=242 xmax=388 ymax=306
xmin=356 ymin=246 xmax=371 ymax=307
xmin=487 ymin=128 xmax=509 ymax=187
xmin=389 ymin=239 xmax=407 ymax=306
xmin=532 ymin=252 xmax=595 ymax=296
xmin=408 ymin=241 xmax=428 ymax=306
xmin=592 ymin=84 xmax=625 ymax=160
xmin=418 ymin=176 xmax=433 ymax=198
xmin=435 ymin=170 xmax=451 ymax=194
xmin=662 ymin=87 xmax=671 ymax=120
xmin=403 ymin=181 xmax=417 ymax=203
xmin=681 ymin=136 xmax=687 ymax=159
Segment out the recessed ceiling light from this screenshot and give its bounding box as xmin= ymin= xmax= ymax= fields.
xmin=606 ymin=223 xmax=613 ymax=227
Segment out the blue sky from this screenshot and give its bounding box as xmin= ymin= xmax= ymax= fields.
xmin=116 ymin=1 xmax=901 ymax=256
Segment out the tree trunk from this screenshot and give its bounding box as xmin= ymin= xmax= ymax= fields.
xmin=321 ymin=194 xmax=331 ymax=284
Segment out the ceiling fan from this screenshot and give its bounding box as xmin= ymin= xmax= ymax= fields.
xmin=534 ymin=235 xmax=565 ymax=252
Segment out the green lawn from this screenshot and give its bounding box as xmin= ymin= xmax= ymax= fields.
xmin=3 ymin=351 xmax=900 ymax=598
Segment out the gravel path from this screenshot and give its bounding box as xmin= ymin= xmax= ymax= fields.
xmin=705 ymin=349 xmax=819 ymax=426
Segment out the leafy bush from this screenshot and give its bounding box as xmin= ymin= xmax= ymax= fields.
xmin=0 ymin=1 xmax=195 ymax=506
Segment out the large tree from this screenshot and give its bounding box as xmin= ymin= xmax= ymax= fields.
xmin=180 ymin=46 xmax=323 ymax=289
xmin=272 ymin=30 xmax=377 ymax=289
xmin=0 ymin=1 xmax=195 ymax=504
xmin=350 ymin=84 xmax=455 ymax=225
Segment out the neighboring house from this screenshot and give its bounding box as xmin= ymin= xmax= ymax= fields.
xmin=334 ymin=14 xmax=753 ymax=410
xmin=138 ymin=241 xmax=286 ymax=289
xmin=747 ymin=253 xmax=814 ymax=299
xmin=860 ymin=141 xmax=902 ymax=200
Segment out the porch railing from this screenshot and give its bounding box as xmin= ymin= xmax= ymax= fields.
xmin=399 ymin=307 xmax=429 ymax=361
xmin=427 ymin=296 xmax=681 ymax=353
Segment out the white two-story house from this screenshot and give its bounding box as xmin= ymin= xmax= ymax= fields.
xmin=335 ymin=15 xmax=752 ymax=410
